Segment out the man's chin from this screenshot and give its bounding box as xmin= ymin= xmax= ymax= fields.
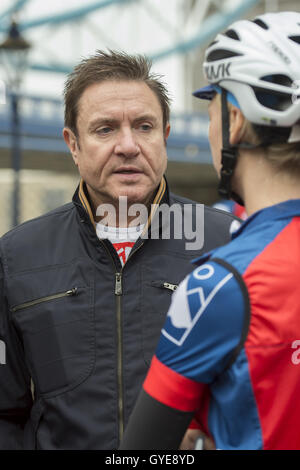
xmin=110 ymin=183 xmax=158 ymax=206
xmin=115 ymin=191 xmax=151 ymax=206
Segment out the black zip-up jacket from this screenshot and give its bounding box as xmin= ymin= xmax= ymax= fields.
xmin=0 ymin=179 xmax=239 ymax=449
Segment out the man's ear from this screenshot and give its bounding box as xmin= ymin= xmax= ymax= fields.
xmin=229 ymin=106 xmax=245 ymax=146
xmin=63 ymin=127 xmax=79 ymax=166
xmin=164 ymin=123 xmax=171 ymax=146
xmin=165 ymin=123 xmax=171 ymax=140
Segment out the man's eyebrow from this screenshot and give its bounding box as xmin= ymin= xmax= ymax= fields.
xmin=88 ymin=114 xmax=159 ymax=131
xmin=132 ymin=114 xmax=158 ymax=124
xmin=88 ymin=117 xmax=118 ymax=130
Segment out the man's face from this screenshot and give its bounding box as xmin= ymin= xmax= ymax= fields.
xmin=63 ymin=80 xmax=170 ymax=210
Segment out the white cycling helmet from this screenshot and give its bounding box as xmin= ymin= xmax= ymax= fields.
xmin=193 ymin=11 xmax=300 ymax=203
xmin=194 ymin=11 xmax=300 ymax=137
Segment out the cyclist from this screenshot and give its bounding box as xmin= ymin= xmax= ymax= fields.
xmin=213 ymin=199 xmax=248 ymax=221
xmin=120 ymin=11 xmax=300 ymax=450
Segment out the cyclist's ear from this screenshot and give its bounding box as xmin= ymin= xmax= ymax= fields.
xmin=229 ymin=106 xmax=245 ymax=146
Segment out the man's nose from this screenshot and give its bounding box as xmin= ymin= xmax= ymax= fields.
xmin=114 ymin=129 xmax=139 ymax=157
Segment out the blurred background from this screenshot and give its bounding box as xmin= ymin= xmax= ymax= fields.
xmin=0 ymin=0 xmax=299 ymax=235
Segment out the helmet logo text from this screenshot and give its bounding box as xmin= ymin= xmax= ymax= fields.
xmin=268 ymin=41 xmax=291 ymax=65
xmin=205 ymin=62 xmax=231 ymax=81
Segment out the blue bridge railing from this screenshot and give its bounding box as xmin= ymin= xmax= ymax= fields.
xmin=0 ymin=93 xmax=211 ymax=164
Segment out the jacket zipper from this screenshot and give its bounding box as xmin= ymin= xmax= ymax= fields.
xmin=115 ymin=272 xmax=123 ymax=443
xmin=162 ymin=282 xmax=178 ymax=292
xmin=100 ymin=239 xmax=144 ymax=445
xmin=10 ymin=288 xmax=78 ymax=313
xmin=98 ymin=240 xmax=125 ymax=444
xmin=115 ymin=242 xmax=145 ymax=444
xmin=151 ymin=281 xmax=178 ymax=292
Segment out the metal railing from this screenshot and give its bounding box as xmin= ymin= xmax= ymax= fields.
xmin=0 ymin=92 xmax=211 ymax=163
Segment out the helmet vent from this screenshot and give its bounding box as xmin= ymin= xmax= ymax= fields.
xmin=224 ymin=29 xmax=240 ymax=40
xmin=289 ymin=35 xmax=300 ymax=44
xmin=253 ymin=87 xmax=292 ymax=111
xmin=252 ymin=18 xmax=269 ymax=30
xmin=261 ymin=74 xmax=293 ymax=87
xmin=206 ymin=49 xmax=242 ymax=62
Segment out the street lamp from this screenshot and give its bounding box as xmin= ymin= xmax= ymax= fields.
xmin=0 ymin=19 xmax=31 ymax=227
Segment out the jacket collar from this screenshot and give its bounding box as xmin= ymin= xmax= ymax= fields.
xmin=230 ymin=198 xmax=300 ymax=240
xmin=72 ymin=176 xmax=169 ymax=230
xmin=192 ymin=198 xmax=300 ymax=267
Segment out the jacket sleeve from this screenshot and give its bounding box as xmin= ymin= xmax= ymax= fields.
xmin=0 ymin=260 xmax=33 ymax=449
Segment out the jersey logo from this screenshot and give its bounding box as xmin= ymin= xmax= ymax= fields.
xmin=112 ymin=242 xmax=135 ymax=265
xmin=162 ymin=264 xmax=233 ymax=346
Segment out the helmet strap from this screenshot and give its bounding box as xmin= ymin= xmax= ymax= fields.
xmin=218 ymin=89 xmax=244 ymax=206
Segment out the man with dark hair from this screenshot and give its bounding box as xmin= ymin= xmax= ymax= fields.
xmin=0 ymin=50 xmax=238 ymax=449
xmin=64 ymin=50 xmax=171 ymax=137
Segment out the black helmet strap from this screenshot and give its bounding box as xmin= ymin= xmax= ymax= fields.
xmin=218 ymin=89 xmax=244 ymax=206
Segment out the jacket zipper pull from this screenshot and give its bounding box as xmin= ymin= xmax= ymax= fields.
xmin=115 ymin=273 xmax=123 ymax=295
xmin=163 ymin=282 xmax=178 ymax=292
xmin=66 ymin=288 xmax=78 ymax=296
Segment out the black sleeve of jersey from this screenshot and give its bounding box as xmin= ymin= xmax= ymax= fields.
xmin=119 ymin=389 xmax=194 ymax=450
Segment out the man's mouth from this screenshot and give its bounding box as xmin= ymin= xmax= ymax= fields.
xmin=114 ymin=167 xmax=143 ymax=174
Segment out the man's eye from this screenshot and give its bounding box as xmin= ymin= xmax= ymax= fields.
xmin=96 ymin=127 xmax=112 ymax=134
xmin=139 ymin=124 xmax=152 ymax=131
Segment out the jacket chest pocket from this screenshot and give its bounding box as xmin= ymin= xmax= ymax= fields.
xmin=10 ymin=267 xmax=95 ymax=397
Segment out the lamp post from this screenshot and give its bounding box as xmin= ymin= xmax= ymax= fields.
xmin=0 ymin=20 xmax=31 ymax=227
